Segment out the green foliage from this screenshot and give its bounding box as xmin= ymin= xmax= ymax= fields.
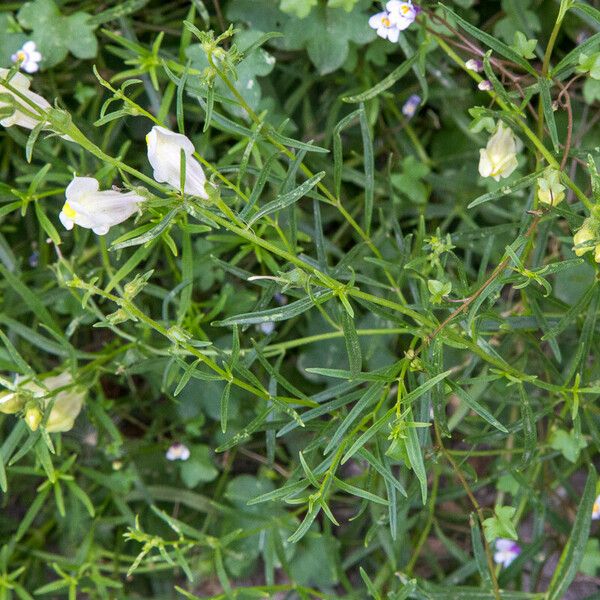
xmin=17 ymin=0 xmax=98 ymax=68
xmin=0 ymin=0 xmax=599 ymax=598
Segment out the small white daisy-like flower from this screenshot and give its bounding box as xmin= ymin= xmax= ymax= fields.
xmin=478 ymin=80 xmax=493 ymax=91
xmin=166 ymin=442 xmax=191 ymax=461
xmin=465 ymin=59 xmax=483 ymax=72
xmin=402 ymin=94 xmax=421 ymax=119
xmin=493 ymin=538 xmax=521 ymax=568
xmin=12 ymin=41 xmax=42 ymax=74
xmin=592 ymin=494 xmax=600 ymax=519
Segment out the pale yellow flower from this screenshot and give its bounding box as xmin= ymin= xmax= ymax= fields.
xmin=478 ymin=122 xmax=520 ymax=181
xmin=0 ymin=371 xmax=85 ymax=432
xmin=537 ymin=169 xmax=565 ymax=206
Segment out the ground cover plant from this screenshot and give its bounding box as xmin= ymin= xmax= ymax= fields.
xmin=1 ymin=0 xmax=600 ymax=598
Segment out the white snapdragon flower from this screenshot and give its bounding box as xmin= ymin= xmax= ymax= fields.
xmin=12 ymin=41 xmax=42 ymax=74
xmin=59 ymin=176 xmax=145 ymax=235
xmin=0 ymin=68 xmax=50 ymax=130
xmin=0 ymin=371 xmax=85 ymax=433
xmin=478 ymin=122 xmax=520 ymax=181
xmin=146 ymin=126 xmax=208 ymax=198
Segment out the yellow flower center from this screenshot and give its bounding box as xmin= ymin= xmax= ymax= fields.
xmin=16 ymin=51 xmax=26 ymax=61
xmin=382 ymin=16 xmax=391 ymax=27
xmin=62 ymin=202 xmax=77 ymax=219
xmin=594 ymin=500 xmax=600 ymax=514
xmin=401 ymin=5 xmax=410 ymax=14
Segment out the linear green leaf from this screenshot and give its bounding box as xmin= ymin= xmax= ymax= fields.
xmin=246 ymin=171 xmax=325 ymax=227
xmin=343 ymin=53 xmax=420 ymax=103
xmin=545 ymin=465 xmax=597 ymax=600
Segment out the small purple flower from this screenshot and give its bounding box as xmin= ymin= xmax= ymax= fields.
xmin=494 ymin=538 xmax=521 ymax=568
xmin=465 ymin=59 xmax=483 ymax=72
xmin=402 ymin=94 xmax=421 ymax=119
xmin=259 ymin=321 xmax=275 ymax=335
xmin=166 ymin=442 xmax=190 ymax=461
xmin=274 ymin=292 xmax=288 ymax=306
xmin=478 ymin=80 xmax=493 ymax=91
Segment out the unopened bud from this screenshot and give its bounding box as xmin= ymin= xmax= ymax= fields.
xmin=24 ymin=404 xmax=42 ymax=431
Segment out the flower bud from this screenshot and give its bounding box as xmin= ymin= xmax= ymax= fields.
xmin=25 ymin=404 xmax=42 ymax=431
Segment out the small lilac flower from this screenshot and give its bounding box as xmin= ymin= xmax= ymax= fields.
xmin=593 ymin=495 xmax=600 ymax=520
xmin=494 ymin=538 xmax=521 ymax=568
xmin=11 ymin=41 xmax=42 ymax=74
xmin=369 ymin=1 xmax=418 ymax=42
xmin=465 ymin=59 xmax=483 ymax=72
xmin=402 ymin=94 xmax=421 ymax=119
xmin=369 ymin=11 xmax=402 ymax=42
xmin=166 ymin=442 xmax=190 ymax=461
xmin=387 ymin=0 xmax=419 ymax=30
xmin=274 ymin=292 xmax=288 ymax=306
xmin=478 ymin=80 xmax=493 ymax=91
xmin=259 ymin=322 xmax=275 ymax=335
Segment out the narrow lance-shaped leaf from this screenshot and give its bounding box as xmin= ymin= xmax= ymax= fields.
xmin=538 ymin=77 xmax=559 ymax=153
xmin=546 ymin=465 xmax=597 ymax=600
xmin=213 ymin=290 xmax=334 ymax=327
xmin=343 ymin=53 xmax=420 ymax=103
xmin=246 ymin=171 xmax=325 ymax=228
xmin=359 ymin=103 xmax=374 ymax=234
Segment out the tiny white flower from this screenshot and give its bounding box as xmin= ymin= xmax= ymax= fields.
xmin=592 ymin=495 xmax=600 ymax=520
xmin=493 ymin=538 xmax=521 ymax=568
xmin=146 ymin=125 xmax=208 ymax=198
xmin=478 ymin=79 xmax=493 ymax=91
xmin=386 ymin=0 xmax=419 ymax=30
xmin=0 ymin=68 xmax=50 ymax=130
xmin=59 ymin=176 xmax=145 ymax=235
xmin=166 ymin=442 xmax=190 ymax=461
xmin=465 ymin=59 xmax=483 ymax=72
xmin=11 ymin=41 xmax=42 ymax=74
xmin=478 ymin=122 xmax=520 ymax=181
xmin=369 ymin=11 xmax=402 ymax=43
